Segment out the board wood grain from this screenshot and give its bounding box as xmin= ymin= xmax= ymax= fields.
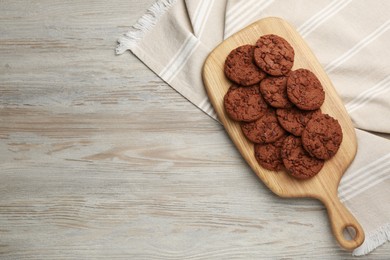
xmin=202 ymin=17 xmax=364 ymax=250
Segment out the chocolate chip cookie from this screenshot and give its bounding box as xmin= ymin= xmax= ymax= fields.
xmin=281 ymin=135 xmax=324 ymax=179
xmin=254 ymin=134 xmax=288 ymax=171
xmin=259 ymin=76 xmax=293 ymax=108
xmin=224 ymin=84 xmax=268 ymax=122
xmin=286 ymin=69 xmax=325 ymax=110
xmin=276 ymin=107 xmax=321 ymax=136
xmin=224 ymin=44 xmax=266 ymax=86
xmin=241 ymin=108 xmax=286 ymax=144
xmin=254 ymin=34 xmax=295 ymax=76
xmin=302 ymin=114 xmax=343 ymax=160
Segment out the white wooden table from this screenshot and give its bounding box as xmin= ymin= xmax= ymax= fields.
xmin=0 ymin=1 xmax=389 ymax=259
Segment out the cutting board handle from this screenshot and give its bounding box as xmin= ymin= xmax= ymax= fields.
xmin=320 ymin=194 xmax=365 ymax=250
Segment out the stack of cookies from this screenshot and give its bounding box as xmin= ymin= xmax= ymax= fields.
xmin=223 ymin=34 xmax=342 ymax=179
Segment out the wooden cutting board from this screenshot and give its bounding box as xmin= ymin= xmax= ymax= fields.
xmin=202 ymin=17 xmax=364 ymax=250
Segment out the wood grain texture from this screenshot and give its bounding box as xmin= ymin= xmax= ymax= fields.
xmin=202 ymin=17 xmax=363 ymax=250
xmin=0 ymin=1 xmax=389 ymax=259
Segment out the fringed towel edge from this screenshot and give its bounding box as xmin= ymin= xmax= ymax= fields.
xmin=353 ymin=223 xmax=390 ymax=256
xmin=116 ymin=0 xmax=177 ymax=54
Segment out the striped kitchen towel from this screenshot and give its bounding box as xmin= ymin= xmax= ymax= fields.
xmin=117 ymin=0 xmax=390 ymax=255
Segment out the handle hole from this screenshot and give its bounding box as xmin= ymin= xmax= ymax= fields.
xmin=343 ymin=225 xmax=357 ymax=241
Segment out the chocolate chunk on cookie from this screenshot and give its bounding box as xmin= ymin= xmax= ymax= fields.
xmin=281 ymin=135 xmax=324 ymax=179
xmin=276 ymin=107 xmax=321 ymax=136
xmin=287 ymin=69 xmax=325 ymax=110
xmin=254 ymin=34 xmax=294 ymax=76
xmin=224 ymin=84 xmax=268 ymax=122
xmin=302 ymin=114 xmax=343 ymax=160
xmin=259 ymin=76 xmax=293 ymax=108
xmin=254 ymin=134 xmax=288 ymax=171
xmin=224 ymin=44 xmax=266 ymax=86
xmin=241 ymin=108 xmax=286 ymax=144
